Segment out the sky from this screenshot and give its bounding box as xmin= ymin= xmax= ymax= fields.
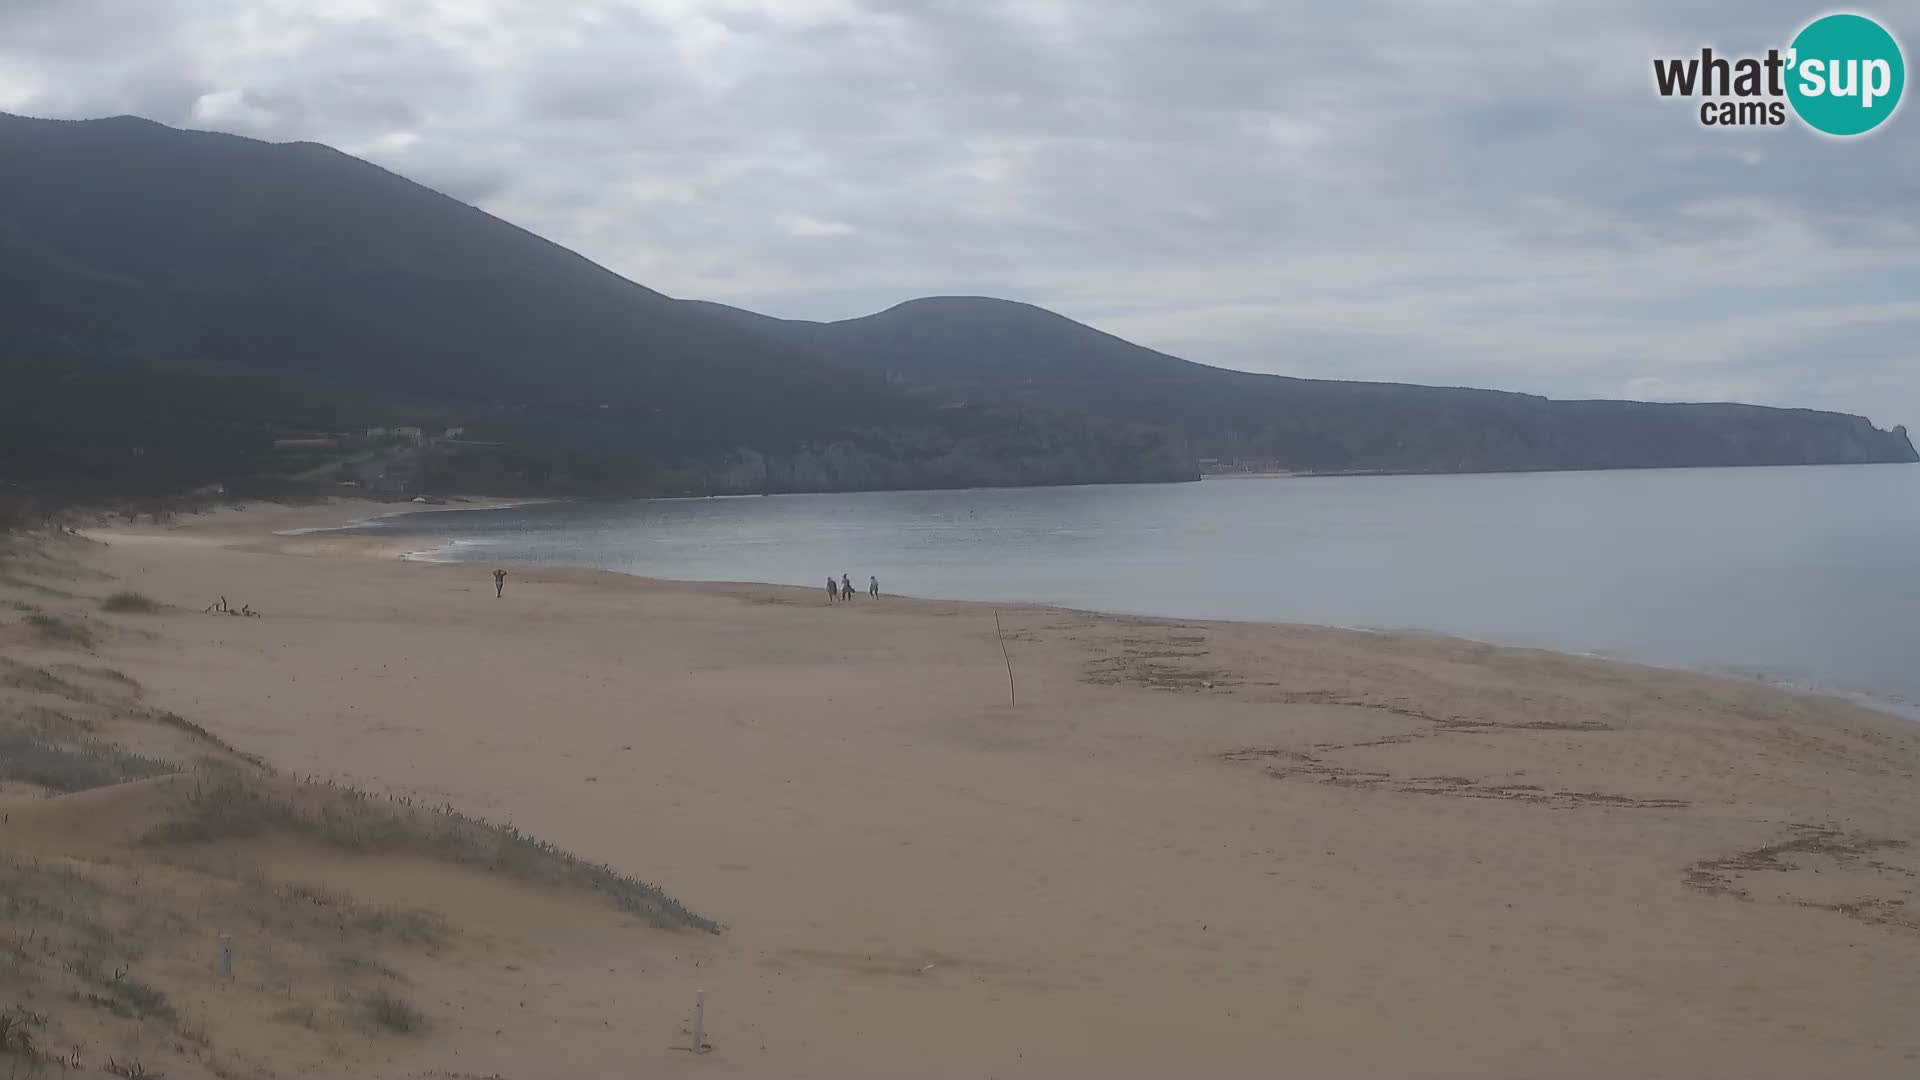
xmin=2 ymin=0 xmax=1916 ymax=430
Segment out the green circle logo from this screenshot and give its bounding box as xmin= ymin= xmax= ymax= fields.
xmin=1786 ymin=13 xmax=1905 ymax=136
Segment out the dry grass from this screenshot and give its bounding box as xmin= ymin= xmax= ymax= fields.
xmin=350 ymin=905 xmax=452 ymax=950
xmin=0 ymin=566 xmax=716 ymax=1075
xmin=0 ymin=1007 xmax=42 ymax=1056
xmin=271 ymin=1003 xmax=320 ymax=1031
xmin=105 ymin=973 xmax=176 ymax=1022
xmin=104 ymin=1055 xmax=160 ymax=1078
xmin=0 ymin=730 xmax=176 ymax=793
xmin=0 ymin=854 xmax=196 ymax=1075
xmin=24 ymin=611 xmax=97 ymax=649
xmin=273 ymin=882 xmax=451 ymax=950
xmin=143 ymin=776 xmax=719 ymax=932
xmin=0 ymin=842 xmax=459 ymax=1078
xmin=101 ymin=591 xmax=163 ymax=615
xmin=0 ymin=656 xmax=99 ymax=705
xmin=361 ymin=988 xmax=426 ymax=1034
xmin=142 ymin=710 xmax=270 ymax=771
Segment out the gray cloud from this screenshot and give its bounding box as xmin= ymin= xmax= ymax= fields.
xmin=2 ymin=0 xmax=1914 ymax=427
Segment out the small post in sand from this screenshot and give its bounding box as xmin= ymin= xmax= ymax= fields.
xmin=995 ymin=610 xmax=1016 ymax=707
xmin=691 ymin=989 xmax=708 ymax=1054
xmin=219 ymin=933 xmax=233 ymax=978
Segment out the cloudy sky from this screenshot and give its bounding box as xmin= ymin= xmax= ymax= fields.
xmin=3 ymin=0 xmax=1916 ymax=429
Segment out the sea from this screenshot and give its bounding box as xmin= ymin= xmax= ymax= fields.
xmin=327 ymin=464 xmax=1920 ymax=718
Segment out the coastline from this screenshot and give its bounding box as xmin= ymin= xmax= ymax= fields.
xmin=10 ymin=497 xmax=1920 ymax=1077
xmin=1205 ymin=460 xmax=1920 ymax=481
xmin=335 ymin=499 xmax=1920 ymax=725
xmin=271 ymin=496 xmax=555 ymax=536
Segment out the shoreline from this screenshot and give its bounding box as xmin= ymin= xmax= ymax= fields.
xmin=316 ymin=498 xmax=1920 ymax=725
xmin=33 ymin=497 xmax=1920 ymax=1077
xmin=1206 ymin=460 xmax=1920 ymax=481
xmin=271 ymin=495 xmax=555 ymax=535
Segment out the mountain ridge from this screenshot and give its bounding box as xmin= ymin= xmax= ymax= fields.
xmin=1 ymin=110 xmax=1910 ymax=502
xmin=684 ymin=295 xmax=1918 ymax=474
xmin=0 ymin=112 xmax=1193 ymax=497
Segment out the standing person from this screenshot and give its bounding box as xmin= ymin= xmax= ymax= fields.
xmin=492 ymin=569 xmax=506 ymax=598
xmin=826 ymin=575 xmax=839 ymax=603
xmin=841 ymin=573 xmax=854 ymax=601
xmin=869 ymin=575 xmax=879 ymax=599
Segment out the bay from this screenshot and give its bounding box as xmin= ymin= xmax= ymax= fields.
xmin=339 ymin=464 xmax=1920 ymax=716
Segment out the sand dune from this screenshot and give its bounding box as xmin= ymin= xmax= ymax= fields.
xmin=3 ymin=500 xmax=1919 ymax=1077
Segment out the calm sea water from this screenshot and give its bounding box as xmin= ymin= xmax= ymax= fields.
xmin=338 ymin=465 xmax=1920 ymax=716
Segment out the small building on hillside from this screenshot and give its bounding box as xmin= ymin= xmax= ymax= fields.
xmin=367 ymin=472 xmax=412 ymax=499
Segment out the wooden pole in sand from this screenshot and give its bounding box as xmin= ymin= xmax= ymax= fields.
xmin=994 ymin=611 xmax=1016 ymax=707
xmin=692 ymin=989 xmax=707 ymax=1054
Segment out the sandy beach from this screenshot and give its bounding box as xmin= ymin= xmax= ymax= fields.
xmin=4 ymin=498 xmax=1919 ymax=1078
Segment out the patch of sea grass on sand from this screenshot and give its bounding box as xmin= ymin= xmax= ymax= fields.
xmin=1 ymin=854 xmax=198 ymax=1072
xmin=139 ymin=709 xmax=270 ymax=771
xmin=47 ymin=661 xmax=143 ymax=694
xmin=5 ymin=660 xmax=704 ymax=928
xmin=0 ymin=730 xmax=176 ymax=794
xmin=11 ymin=703 xmax=98 ymax=737
xmin=0 ymin=525 xmax=110 ymax=582
xmin=0 ymin=656 xmax=100 ymax=705
xmin=0 ymin=1007 xmax=43 ymax=1057
xmin=0 ymin=838 xmax=454 ymax=1078
xmin=359 ymin=988 xmax=427 ymax=1034
xmin=0 ymin=573 xmax=85 ymax=600
xmin=0 ymin=656 xmax=262 ymax=789
xmin=273 ymin=882 xmax=452 ymax=950
xmin=142 ymin=775 xmax=719 ymax=933
xmin=101 ymin=590 xmax=163 ymax=615
xmin=103 ymin=972 xmax=177 ymax=1022
xmin=23 ymin=611 xmax=98 ymax=650
xmin=0 ymin=579 xmax=712 ymax=1070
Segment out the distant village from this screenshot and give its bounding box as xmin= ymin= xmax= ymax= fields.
xmin=1197 ymin=457 xmax=1292 ymax=476
xmin=267 ymin=425 xmax=499 ymax=501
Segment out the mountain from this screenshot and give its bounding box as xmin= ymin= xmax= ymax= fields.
xmin=4 ymin=111 xmax=1907 ymax=501
xmin=0 ymin=113 xmax=1192 ymax=497
xmin=686 ymin=296 xmax=1919 ymax=474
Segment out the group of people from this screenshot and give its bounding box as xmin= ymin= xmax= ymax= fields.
xmin=492 ymin=567 xmax=878 ymax=604
xmin=828 ymin=572 xmax=878 ymax=603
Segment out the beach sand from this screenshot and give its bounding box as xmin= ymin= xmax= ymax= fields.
xmin=4 ymin=499 xmax=1919 ymax=1077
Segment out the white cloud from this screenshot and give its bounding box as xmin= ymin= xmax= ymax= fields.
xmin=187 ymin=88 xmax=280 ymax=132
xmin=780 ymin=213 xmax=857 ymax=238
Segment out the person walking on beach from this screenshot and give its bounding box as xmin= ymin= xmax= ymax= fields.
xmin=492 ymin=569 xmax=506 ymax=598
xmin=826 ymin=575 xmax=839 ymax=603
xmin=869 ymin=575 xmax=879 ymax=599
xmin=842 ymin=573 xmax=855 ymax=601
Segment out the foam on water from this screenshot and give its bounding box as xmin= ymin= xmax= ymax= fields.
xmin=397 ymin=537 xmax=503 ymax=563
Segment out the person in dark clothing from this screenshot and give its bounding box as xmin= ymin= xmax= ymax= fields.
xmin=826 ymin=576 xmax=839 ymax=603
xmin=492 ymin=569 xmax=506 ymax=598
xmin=869 ymin=575 xmax=879 ymax=598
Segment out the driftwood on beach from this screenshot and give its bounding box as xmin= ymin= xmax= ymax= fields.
xmin=202 ymin=595 xmax=261 ymax=617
